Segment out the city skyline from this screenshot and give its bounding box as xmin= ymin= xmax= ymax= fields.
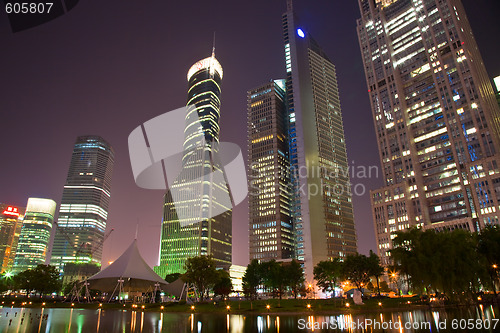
xmin=0 ymin=0 xmax=498 ymax=269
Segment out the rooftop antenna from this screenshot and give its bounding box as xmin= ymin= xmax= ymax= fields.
xmin=135 ymin=222 xmax=139 ymax=240
xmin=287 ymin=0 xmax=293 ymax=11
xmin=212 ymin=31 xmax=216 ymax=58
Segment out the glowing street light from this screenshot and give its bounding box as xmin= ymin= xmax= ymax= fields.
xmin=345 ymin=302 xmax=350 ymax=308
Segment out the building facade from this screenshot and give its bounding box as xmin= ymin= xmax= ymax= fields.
xmin=155 ymin=51 xmax=232 ymax=278
xmin=50 ymin=135 xmax=114 ymax=272
xmin=282 ymin=0 xmax=358 ymax=283
xmin=357 ymin=0 xmax=500 ymax=264
xmin=13 ymin=198 xmax=56 ymax=273
xmin=0 ymin=204 xmax=25 ymax=273
xmin=247 ymin=80 xmax=294 ymax=262
xmin=494 ymin=76 xmax=500 ymax=108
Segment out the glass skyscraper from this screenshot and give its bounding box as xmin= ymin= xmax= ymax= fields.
xmin=50 ymin=135 xmax=114 ymax=272
xmin=0 ymin=204 xmax=24 ymax=273
xmin=357 ymin=0 xmax=500 ymax=265
xmin=155 ymin=51 xmax=232 ymax=277
xmin=13 ymin=198 xmax=56 ymax=273
xmin=247 ymin=80 xmax=294 ymax=262
xmin=283 ymin=0 xmax=358 ymax=283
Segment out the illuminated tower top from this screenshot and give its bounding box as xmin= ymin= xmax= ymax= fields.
xmin=183 ymin=51 xmax=223 ymax=162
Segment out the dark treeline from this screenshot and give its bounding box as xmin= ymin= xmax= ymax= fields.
xmin=0 ymin=264 xmax=60 ymax=296
xmin=390 ymin=226 xmax=500 ymax=301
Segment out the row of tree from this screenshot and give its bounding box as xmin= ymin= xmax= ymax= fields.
xmin=0 ymin=264 xmax=61 ymax=296
xmin=171 ymin=256 xmax=233 ymax=301
xmin=241 ymin=253 xmax=385 ymax=300
xmin=313 ymin=251 xmax=384 ymax=297
xmin=390 ymin=226 xmax=500 ymax=300
xmin=242 ymin=259 xmax=304 ymax=300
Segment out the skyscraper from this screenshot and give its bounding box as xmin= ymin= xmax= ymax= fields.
xmin=13 ymin=198 xmax=56 ymax=273
xmin=50 ymin=135 xmax=114 ymax=272
xmin=357 ymin=0 xmax=500 ymax=265
xmin=155 ymin=51 xmax=232 ymax=277
xmin=248 ymin=80 xmax=294 ymax=261
xmin=0 ymin=204 xmax=25 ymax=273
xmin=283 ymin=0 xmax=357 ymax=283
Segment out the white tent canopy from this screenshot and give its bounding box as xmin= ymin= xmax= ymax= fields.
xmin=88 ymin=240 xmax=168 ymax=293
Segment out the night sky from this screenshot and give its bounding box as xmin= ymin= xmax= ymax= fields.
xmin=1 ymin=0 xmax=499 ymax=269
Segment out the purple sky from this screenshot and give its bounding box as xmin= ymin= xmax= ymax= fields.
xmin=1 ymin=0 xmax=499 ymax=269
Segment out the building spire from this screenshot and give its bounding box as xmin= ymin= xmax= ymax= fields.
xmin=212 ymin=31 xmax=216 ymax=58
xmin=287 ymin=0 xmax=293 ymax=11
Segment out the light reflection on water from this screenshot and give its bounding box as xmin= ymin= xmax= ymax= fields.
xmin=0 ymin=305 xmax=498 ymax=332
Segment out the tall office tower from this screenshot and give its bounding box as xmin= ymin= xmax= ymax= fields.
xmin=247 ymin=80 xmax=294 ymax=262
xmin=283 ymin=0 xmax=357 ymax=283
xmin=50 ymin=136 xmax=114 ymax=272
xmin=0 ymin=204 xmax=25 ymax=273
xmin=357 ymin=0 xmax=500 ymax=265
xmin=13 ymin=198 xmax=56 ymax=273
xmin=156 ymin=51 xmax=232 ymax=277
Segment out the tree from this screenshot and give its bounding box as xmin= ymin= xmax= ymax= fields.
xmin=31 ymin=264 xmax=61 ymax=296
xmin=183 ymin=256 xmax=218 ymax=301
xmin=285 ymin=260 xmax=304 ymax=299
xmin=313 ymin=258 xmax=343 ymax=298
xmin=165 ymin=273 xmax=182 ymax=283
xmin=14 ymin=269 xmax=36 ymax=296
xmin=477 ymin=226 xmax=500 ymax=295
xmin=342 ymin=253 xmax=371 ymax=294
xmin=213 ymin=270 xmax=232 ymax=299
xmin=13 ymin=265 xmax=61 ymax=297
xmin=391 ymin=227 xmax=483 ymax=300
xmin=261 ymin=260 xmax=285 ymax=299
xmin=242 ymin=260 xmax=261 ymax=300
xmin=367 ymin=250 xmax=384 ymax=297
xmin=0 ymin=273 xmax=11 ymax=293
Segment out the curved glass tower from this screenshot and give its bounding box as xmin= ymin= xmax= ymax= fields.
xmin=156 ymin=52 xmax=232 ymax=277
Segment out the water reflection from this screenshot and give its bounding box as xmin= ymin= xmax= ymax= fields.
xmin=0 ymin=305 xmax=498 ymax=332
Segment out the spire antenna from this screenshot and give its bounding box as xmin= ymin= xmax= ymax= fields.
xmin=212 ymin=31 xmax=216 ymax=57
xmin=287 ymin=0 xmax=293 ymax=11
